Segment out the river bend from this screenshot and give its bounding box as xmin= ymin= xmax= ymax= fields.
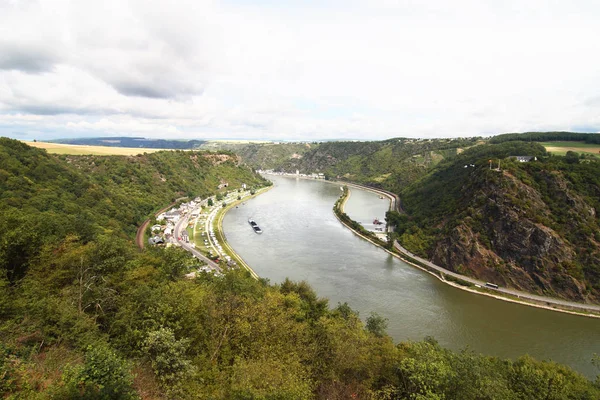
xmin=222 ymin=175 xmax=600 ymax=378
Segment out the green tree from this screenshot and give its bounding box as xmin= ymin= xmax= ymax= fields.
xmin=565 ymin=150 xmax=580 ymax=164
xmin=143 ymin=327 xmax=195 ymax=397
xmin=157 ymin=247 xmax=193 ymax=281
xmin=366 ymin=312 xmax=388 ymax=337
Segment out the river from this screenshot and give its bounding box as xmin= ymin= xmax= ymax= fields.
xmin=222 ymin=175 xmax=600 ymax=378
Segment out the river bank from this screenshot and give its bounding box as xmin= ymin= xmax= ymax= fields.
xmin=332 ymin=183 xmax=600 ymax=319
xmin=210 ymin=186 xmax=273 ymax=279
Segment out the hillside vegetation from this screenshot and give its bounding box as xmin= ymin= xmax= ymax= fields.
xmin=390 ymin=141 xmax=600 ymax=301
xmin=218 ymin=138 xmax=480 ymax=193
xmin=0 ymin=138 xmax=265 ymax=283
xmin=201 ymin=142 xmax=316 ymax=171
xmin=2 ymin=138 xmax=598 ymax=399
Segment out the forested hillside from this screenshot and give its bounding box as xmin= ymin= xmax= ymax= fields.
xmin=0 ymin=138 xmax=265 ymax=283
xmin=61 ymin=150 xmax=264 ymax=234
xmin=1 ymin=138 xmax=599 ymax=398
xmin=389 ymin=141 xmax=600 ymax=302
xmin=199 ymin=141 xmax=315 ymax=170
xmin=220 ymin=138 xmax=481 ymax=193
xmin=490 ymin=131 xmax=600 ymax=144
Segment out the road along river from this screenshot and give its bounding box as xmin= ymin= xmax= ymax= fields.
xmin=222 ymin=175 xmax=600 ymax=378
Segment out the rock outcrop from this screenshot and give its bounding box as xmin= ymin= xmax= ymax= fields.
xmin=426 ymin=168 xmax=599 ymax=302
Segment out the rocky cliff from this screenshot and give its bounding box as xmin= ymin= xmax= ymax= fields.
xmin=398 ymin=142 xmax=600 ymax=302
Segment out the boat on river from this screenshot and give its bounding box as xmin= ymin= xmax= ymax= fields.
xmin=248 ymin=218 xmax=263 ymax=234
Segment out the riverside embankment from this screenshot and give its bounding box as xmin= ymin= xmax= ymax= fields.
xmin=210 ymin=186 xmax=273 ymax=279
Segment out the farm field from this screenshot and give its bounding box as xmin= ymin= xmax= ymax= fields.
xmin=541 ymin=141 xmax=600 ymax=157
xmin=23 ymin=141 xmax=167 ymax=155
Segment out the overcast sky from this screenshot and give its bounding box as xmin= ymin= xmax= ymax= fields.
xmin=1 ymin=0 xmax=599 ymax=141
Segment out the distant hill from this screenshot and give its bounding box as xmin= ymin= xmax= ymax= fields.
xmin=208 ymin=137 xmax=481 ymax=193
xmin=51 ymin=136 xmax=205 ymax=149
xmin=199 ymin=141 xmax=316 ymax=171
xmin=489 ymin=131 xmax=600 ymax=144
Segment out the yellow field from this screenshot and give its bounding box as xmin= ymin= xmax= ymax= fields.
xmin=545 ymin=146 xmax=600 ymax=155
xmin=542 ymin=141 xmax=600 ymax=157
xmin=23 ymin=141 xmax=167 ymax=155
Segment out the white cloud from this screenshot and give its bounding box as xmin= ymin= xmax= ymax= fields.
xmin=1 ymin=0 xmax=600 ymax=141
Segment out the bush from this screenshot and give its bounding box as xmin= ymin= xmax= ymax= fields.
xmin=0 ymin=344 xmax=16 ymax=396
xmin=57 ymin=344 xmax=137 ymax=400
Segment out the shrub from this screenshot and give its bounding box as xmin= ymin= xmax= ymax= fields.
xmin=57 ymin=344 xmax=137 ymax=400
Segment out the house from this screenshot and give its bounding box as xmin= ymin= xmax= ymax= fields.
xmin=163 ymin=210 xmax=181 ymax=222
xmin=511 ymin=156 xmax=537 ymax=163
xmin=151 ymin=224 xmax=162 ymax=232
xmin=148 ymin=236 xmax=164 ymax=245
xmin=217 ymin=180 xmax=229 ymax=189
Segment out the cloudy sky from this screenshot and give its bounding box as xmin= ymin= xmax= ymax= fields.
xmin=1 ymin=0 xmax=599 ymax=141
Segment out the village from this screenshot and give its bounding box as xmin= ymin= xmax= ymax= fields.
xmin=256 ymin=169 xmax=326 ymax=179
xmin=147 ymin=182 xmax=253 ymax=277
